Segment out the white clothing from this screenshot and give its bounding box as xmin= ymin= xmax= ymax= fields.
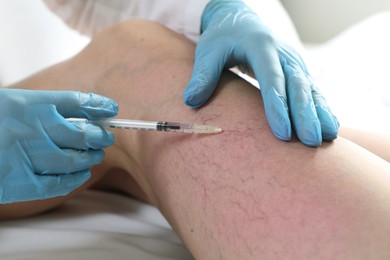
xmin=43 ymin=0 xmax=209 ymax=42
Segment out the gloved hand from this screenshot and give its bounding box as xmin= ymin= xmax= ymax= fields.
xmin=183 ymin=0 xmax=339 ymax=146
xmin=0 ymin=89 xmax=118 ymax=204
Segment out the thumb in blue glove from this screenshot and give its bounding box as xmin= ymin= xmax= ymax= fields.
xmin=183 ymin=0 xmax=339 ymax=146
xmin=0 ymin=89 xmax=118 ymax=203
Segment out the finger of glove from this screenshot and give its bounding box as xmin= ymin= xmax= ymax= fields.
xmin=0 ymin=170 xmax=91 ymax=203
xmin=32 ymin=148 xmax=105 ymax=175
xmin=35 ymin=105 xmax=114 ymax=150
xmin=290 ymin=51 xmax=340 ymax=141
xmin=183 ymin=41 xmax=228 ymax=108
xmin=283 ymin=62 xmax=322 ymax=146
xmin=249 ymin=48 xmax=291 ymax=141
xmin=311 ymin=85 xmax=340 ymax=141
xmin=39 ymin=169 xmax=92 ymax=199
xmin=33 ymin=90 xmax=119 ymax=119
xmin=46 ymin=115 xmax=114 ymax=150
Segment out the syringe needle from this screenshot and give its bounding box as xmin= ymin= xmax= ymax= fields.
xmin=191 ymin=124 xmax=223 ymax=134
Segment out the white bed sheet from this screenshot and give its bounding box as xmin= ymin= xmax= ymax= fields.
xmin=0 ymin=190 xmax=193 ymax=260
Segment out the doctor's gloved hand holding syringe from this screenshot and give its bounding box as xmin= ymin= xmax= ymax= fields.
xmin=0 ymin=89 xmax=118 ymax=203
xmin=184 ymin=0 xmax=339 ymax=146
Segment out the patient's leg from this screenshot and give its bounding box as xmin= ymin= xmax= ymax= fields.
xmin=4 ymin=20 xmax=390 ymax=259
xmin=339 ymin=127 xmax=390 ymax=162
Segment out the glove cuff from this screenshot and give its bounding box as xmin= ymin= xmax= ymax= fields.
xmin=201 ymin=0 xmax=253 ymax=33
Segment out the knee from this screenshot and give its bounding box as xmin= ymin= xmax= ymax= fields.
xmin=110 ymin=19 xmax=186 ymax=42
xmin=94 ymin=20 xmax=177 ymax=50
xmin=87 ymin=19 xmax=194 ymax=61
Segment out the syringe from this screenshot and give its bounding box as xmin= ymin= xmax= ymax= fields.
xmin=66 ymin=118 xmax=223 ymax=134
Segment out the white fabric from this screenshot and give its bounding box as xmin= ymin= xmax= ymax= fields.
xmin=43 ymin=0 xmax=209 ymax=42
xmin=0 ymin=190 xmax=193 ymax=260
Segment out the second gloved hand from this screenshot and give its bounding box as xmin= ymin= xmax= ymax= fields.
xmin=0 ymin=89 xmax=118 ymax=204
xmin=183 ymin=0 xmax=339 ymax=146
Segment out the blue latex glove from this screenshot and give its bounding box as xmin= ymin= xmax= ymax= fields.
xmin=0 ymin=89 xmax=118 ymax=204
xmin=183 ymin=0 xmax=339 ymax=146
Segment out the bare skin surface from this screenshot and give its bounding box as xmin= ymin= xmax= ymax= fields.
xmin=1 ymin=20 xmax=390 ymax=259
xmin=339 ymin=127 xmax=390 ymax=162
